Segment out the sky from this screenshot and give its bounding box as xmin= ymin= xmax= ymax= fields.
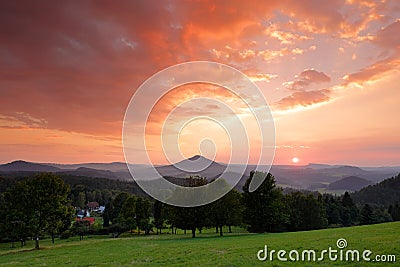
xmin=0 ymin=0 xmax=399 ymax=166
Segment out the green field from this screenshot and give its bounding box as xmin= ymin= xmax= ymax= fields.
xmin=0 ymin=222 xmax=399 ymax=266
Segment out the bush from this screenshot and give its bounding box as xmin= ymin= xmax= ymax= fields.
xmin=60 ymin=230 xmax=71 ymax=239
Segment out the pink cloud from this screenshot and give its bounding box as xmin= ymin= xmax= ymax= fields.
xmin=274 ymin=89 xmax=331 ymax=110
xmin=284 ymin=69 xmax=331 ymax=91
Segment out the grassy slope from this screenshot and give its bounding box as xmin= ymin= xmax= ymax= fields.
xmin=0 ymin=222 xmax=399 ymax=266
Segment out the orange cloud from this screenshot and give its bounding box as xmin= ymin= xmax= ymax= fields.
xmin=0 ymin=0 xmax=399 ymax=164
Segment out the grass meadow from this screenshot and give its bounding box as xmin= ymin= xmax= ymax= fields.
xmin=0 ymin=222 xmax=399 ymax=266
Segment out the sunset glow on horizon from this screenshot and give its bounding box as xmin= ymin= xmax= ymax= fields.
xmin=0 ymin=1 xmax=399 ymax=166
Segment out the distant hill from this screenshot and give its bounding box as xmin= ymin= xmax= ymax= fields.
xmin=327 ymin=176 xmax=373 ymax=191
xmin=155 ymin=155 xmax=227 ymax=179
xmin=47 ymin=162 xmax=129 ymax=172
xmin=1 ymin=158 xmax=399 ymax=192
xmin=0 ymin=160 xmax=61 ymax=172
xmin=352 ymin=173 xmax=400 ymax=206
xmin=58 ymin=167 xmax=131 ymax=181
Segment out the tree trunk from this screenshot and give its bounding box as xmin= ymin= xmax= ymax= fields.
xmin=171 ymin=226 xmax=173 ymax=234
xmin=229 ymin=225 xmax=232 ymax=233
xmin=51 ymin=234 xmax=55 ymax=244
xmin=191 ymin=228 xmax=196 ymax=238
xmin=216 ymin=226 xmax=219 ymax=233
xmin=184 ymin=229 xmax=186 ymax=235
xmin=219 ymin=226 xmax=223 ymax=236
xmin=11 ymin=241 xmax=14 ymax=248
xmin=35 ymin=236 xmax=40 ymax=250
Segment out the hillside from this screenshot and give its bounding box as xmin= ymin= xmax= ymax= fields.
xmin=352 ymin=173 xmax=400 ymax=206
xmin=328 ymin=176 xmax=373 ymax=191
xmin=0 ymin=222 xmax=398 ymax=266
xmin=0 ymin=173 xmax=146 ymax=196
xmin=0 ymin=160 xmax=61 ymax=172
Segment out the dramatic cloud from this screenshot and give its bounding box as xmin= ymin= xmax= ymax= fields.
xmin=0 ymin=0 xmax=399 ymax=164
xmin=343 ymin=57 xmax=400 ymax=86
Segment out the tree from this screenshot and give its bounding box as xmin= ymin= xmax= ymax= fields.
xmin=102 ymin=202 xmax=111 ymax=227
xmin=242 ymin=171 xmax=287 ymax=233
xmin=166 ymin=176 xmax=209 ymax=238
xmin=388 ymin=203 xmax=400 ymax=221
xmin=76 ymin=192 xmax=86 ymax=209
xmin=119 ymin=196 xmax=137 ymax=233
xmin=285 ymin=192 xmax=327 ymax=231
xmin=341 ymin=192 xmax=359 ymax=226
xmin=109 ymin=192 xmax=129 ymax=224
xmin=360 ymin=204 xmax=374 ymax=225
xmin=1 ymin=182 xmax=31 ymax=247
xmin=47 ymin=204 xmax=74 ymax=244
xmin=135 ymin=197 xmax=152 ymax=235
xmin=153 ymin=200 xmax=166 ymax=234
xmin=324 ymin=195 xmax=341 ymax=225
xmin=4 ymin=173 xmax=72 ymax=249
xmin=210 ymin=188 xmax=243 ymax=236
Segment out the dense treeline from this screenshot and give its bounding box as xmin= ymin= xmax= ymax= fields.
xmin=99 ymin=171 xmax=398 ymax=236
xmin=0 ymin=172 xmax=146 ymax=207
xmin=352 ymin=173 xmax=400 ymax=206
xmin=1 ymin=172 xmax=399 ymax=249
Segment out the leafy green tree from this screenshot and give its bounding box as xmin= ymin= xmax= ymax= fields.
xmin=71 ymin=220 xmax=90 ymax=240
xmin=1 ymin=182 xmax=31 ymax=247
xmin=166 ymin=176 xmax=209 ymax=237
xmin=210 ymin=188 xmax=243 ymax=236
xmin=242 ymin=171 xmax=287 ymax=233
xmin=4 ymin=173 xmax=72 ymax=249
xmin=135 ymin=197 xmax=152 ymax=235
xmin=119 ymin=196 xmax=137 ymax=233
xmin=28 ymin=173 xmax=72 ymax=249
xmin=47 ymin=204 xmax=75 ymax=244
xmin=285 ymin=192 xmax=327 ymax=231
xmin=153 ymin=200 xmax=166 ymax=234
xmin=109 ymin=192 xmax=129 ymax=224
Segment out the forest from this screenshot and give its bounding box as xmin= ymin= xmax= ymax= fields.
xmin=0 ymin=172 xmax=399 ymax=249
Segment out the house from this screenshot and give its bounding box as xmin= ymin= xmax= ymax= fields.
xmin=77 ymin=209 xmax=90 ymax=218
xmin=87 ymin=201 xmax=99 ymax=211
xmin=93 ymin=205 xmax=105 ymax=214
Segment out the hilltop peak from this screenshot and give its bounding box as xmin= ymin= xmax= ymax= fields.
xmin=188 ymin=155 xmax=204 ymax=161
xmin=0 ymin=160 xmax=61 ymax=172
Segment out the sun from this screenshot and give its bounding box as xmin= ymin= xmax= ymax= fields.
xmin=292 ymin=157 xmax=299 ymax=163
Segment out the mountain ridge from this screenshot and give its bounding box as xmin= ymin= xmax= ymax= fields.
xmin=0 ymin=158 xmax=399 ymax=192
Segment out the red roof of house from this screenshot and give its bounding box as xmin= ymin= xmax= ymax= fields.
xmin=87 ymin=202 xmax=99 ymax=208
